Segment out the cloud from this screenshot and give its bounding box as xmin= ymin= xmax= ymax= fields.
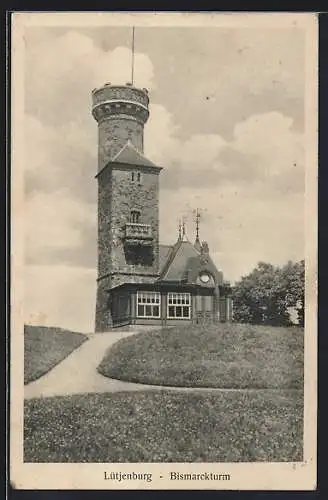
xmin=146 ymin=26 xmax=305 ymax=139
xmin=233 ymin=112 xmax=303 ymax=171
xmin=155 ymin=110 xmax=304 ymax=282
xmin=25 ymin=30 xmax=155 ymax=126
xmin=150 ymin=110 xmax=304 ymax=195
xmin=26 ymin=189 xmax=96 ymax=263
xmin=22 ymin=27 xmax=305 ymax=331
xmin=145 ymin=104 xmax=180 ymax=165
xmin=25 ymin=265 xmax=96 ymax=333
xmin=159 ymin=186 xmax=304 ymax=283
xmin=221 ymin=28 xmax=305 ymax=100
xmin=25 ymin=113 xmax=97 ymax=199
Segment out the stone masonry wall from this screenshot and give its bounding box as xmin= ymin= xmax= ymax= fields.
xmin=98 ymin=118 xmax=144 ymax=171
xmin=97 ymin=165 xmax=160 ymax=280
xmin=95 ymin=275 xmax=112 ymax=332
xmin=94 ymin=85 xmax=153 ymax=330
xmin=96 ymin=164 xmax=160 ymax=330
xmin=110 ymin=167 xmax=160 ymax=278
xmin=97 ymin=166 xmax=113 ymax=278
xmin=92 ymin=85 xmax=149 ymax=171
xmin=92 ymin=85 xmax=149 ymax=108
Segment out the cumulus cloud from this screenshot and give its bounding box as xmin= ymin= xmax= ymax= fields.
xmin=25 ymin=265 xmax=96 ymax=332
xmin=160 ymin=185 xmax=304 ymax=282
xmin=156 ymin=110 xmax=304 ymax=282
xmin=153 ymin=110 xmax=304 ymax=195
xmin=26 ymin=190 xmax=96 ymax=263
xmin=221 ymin=28 xmax=305 ymax=100
xmin=233 ymin=112 xmax=303 ymax=172
xmin=145 ymin=103 xmax=181 ymax=165
xmin=22 ymin=27 xmax=305 ymax=331
xmin=147 ymin=26 xmax=305 ymax=140
xmin=25 ymin=30 xmax=155 ymax=126
xmin=23 ymin=29 xmax=156 ymax=329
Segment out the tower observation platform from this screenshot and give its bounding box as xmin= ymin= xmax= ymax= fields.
xmin=92 ymin=83 xmax=150 ymax=171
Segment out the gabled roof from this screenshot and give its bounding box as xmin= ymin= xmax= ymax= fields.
xmin=111 ymin=141 xmax=159 ymax=168
xmin=159 ymin=239 xmax=200 ymax=282
xmin=185 ymin=254 xmax=224 ymax=286
xmin=157 ymin=237 xmax=225 ymax=286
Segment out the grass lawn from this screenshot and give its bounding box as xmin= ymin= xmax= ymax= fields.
xmin=24 ymin=325 xmax=87 ymax=384
xmin=24 ymin=389 xmax=303 ymax=463
xmin=97 ymin=323 xmax=304 ymax=389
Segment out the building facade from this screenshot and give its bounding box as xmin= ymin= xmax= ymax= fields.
xmin=92 ymin=82 xmax=233 ymax=331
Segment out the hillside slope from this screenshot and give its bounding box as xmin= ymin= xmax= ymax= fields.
xmin=24 ymin=325 xmax=87 ymax=384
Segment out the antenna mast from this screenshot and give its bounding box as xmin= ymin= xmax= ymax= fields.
xmin=195 ymin=208 xmax=201 ymax=242
xmin=131 ymin=26 xmax=135 ymax=85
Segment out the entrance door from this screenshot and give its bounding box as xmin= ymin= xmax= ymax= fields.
xmin=219 ymin=297 xmax=233 ymax=322
xmin=196 ymin=295 xmax=214 ymax=323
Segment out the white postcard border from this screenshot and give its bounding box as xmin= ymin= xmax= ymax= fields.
xmin=10 ymin=11 xmax=318 ymax=491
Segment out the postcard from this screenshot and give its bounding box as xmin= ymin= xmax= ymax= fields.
xmin=10 ymin=11 xmax=317 ymax=490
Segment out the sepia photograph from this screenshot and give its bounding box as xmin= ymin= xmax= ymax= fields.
xmin=10 ymin=11 xmax=317 ymax=490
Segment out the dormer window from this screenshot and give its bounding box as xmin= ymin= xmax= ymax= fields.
xmin=130 ymin=210 xmax=141 ymax=224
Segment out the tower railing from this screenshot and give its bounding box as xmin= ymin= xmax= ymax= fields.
xmin=125 ymin=222 xmax=152 ymax=240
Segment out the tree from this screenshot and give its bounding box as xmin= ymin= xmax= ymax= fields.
xmin=232 ymin=260 xmax=304 ymax=326
xmin=280 ymin=260 xmax=305 ymax=327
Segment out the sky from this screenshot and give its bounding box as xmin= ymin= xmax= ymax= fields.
xmin=23 ymin=23 xmax=305 ymax=332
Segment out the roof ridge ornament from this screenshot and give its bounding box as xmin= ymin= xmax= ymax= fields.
xmin=182 ymin=216 xmax=188 ymax=241
xmin=201 ymin=241 xmax=209 ymax=254
xmin=178 ymin=219 xmax=182 ymax=241
xmin=193 ymin=208 xmax=202 ymax=251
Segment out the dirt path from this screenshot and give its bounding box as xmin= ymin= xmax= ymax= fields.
xmin=24 ymin=331 xmax=152 ymax=399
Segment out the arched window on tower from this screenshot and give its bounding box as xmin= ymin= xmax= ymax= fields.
xmin=130 ymin=210 xmax=141 ymax=224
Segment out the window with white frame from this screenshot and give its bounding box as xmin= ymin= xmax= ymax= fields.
xmin=137 ymin=291 xmax=161 ymax=318
xmin=167 ymin=293 xmax=191 ymax=319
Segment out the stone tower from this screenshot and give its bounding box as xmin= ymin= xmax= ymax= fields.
xmin=92 ymin=83 xmax=162 ymax=331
